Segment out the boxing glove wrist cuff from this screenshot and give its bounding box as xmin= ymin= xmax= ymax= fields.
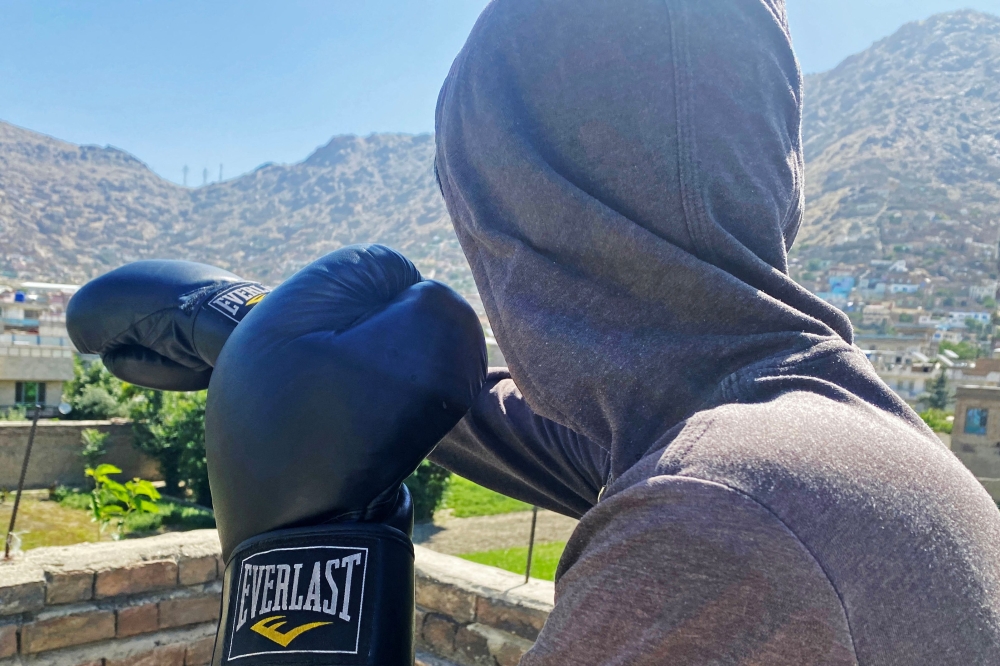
xmin=213 ymin=523 xmax=414 ymax=666
xmin=192 ymin=282 xmax=270 ymax=365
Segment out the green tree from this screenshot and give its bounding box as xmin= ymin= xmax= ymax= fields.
xmin=405 ymin=460 xmax=451 ymax=523
xmin=62 ymin=357 xmax=126 ymax=420
xmin=938 ymin=340 xmax=980 ymax=360
xmin=928 ymin=370 xmax=949 ymax=410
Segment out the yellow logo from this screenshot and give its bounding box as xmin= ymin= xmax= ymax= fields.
xmin=245 ymin=293 xmax=266 ymax=306
xmin=250 ymin=616 xmax=332 ymax=647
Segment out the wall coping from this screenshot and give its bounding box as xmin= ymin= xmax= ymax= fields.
xmin=0 ymin=529 xmax=554 ymax=665
xmin=0 ymin=419 xmax=129 ymax=429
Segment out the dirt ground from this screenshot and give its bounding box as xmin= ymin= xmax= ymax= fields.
xmin=413 ymin=508 xmax=578 ymax=555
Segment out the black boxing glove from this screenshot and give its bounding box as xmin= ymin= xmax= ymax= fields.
xmin=66 ymin=261 xmax=269 ymax=390
xmin=207 ymin=245 xmax=486 ymax=665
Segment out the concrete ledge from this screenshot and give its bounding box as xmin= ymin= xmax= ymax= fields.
xmin=0 ymin=531 xmax=551 ymax=665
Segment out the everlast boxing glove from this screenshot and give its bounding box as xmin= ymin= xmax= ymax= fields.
xmin=207 ymin=245 xmax=486 ymax=665
xmin=66 ymin=261 xmax=269 ymax=390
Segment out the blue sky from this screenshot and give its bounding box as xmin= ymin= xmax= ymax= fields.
xmin=2 ymin=0 xmax=998 ymax=185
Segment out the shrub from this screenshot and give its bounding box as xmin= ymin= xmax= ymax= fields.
xmin=405 ymin=460 xmax=451 ymax=523
xmin=63 ymin=357 xmax=126 ymax=420
xmin=920 ymin=408 xmax=954 ymax=434
xmin=128 ymin=388 xmax=211 ymax=506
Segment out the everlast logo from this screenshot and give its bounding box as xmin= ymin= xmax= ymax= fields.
xmin=225 ymin=546 xmax=368 ymax=661
xmin=207 ymin=283 xmax=269 ymax=324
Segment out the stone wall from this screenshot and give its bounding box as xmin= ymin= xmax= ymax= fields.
xmin=0 ymin=530 xmax=552 ymax=665
xmin=0 ymin=421 xmax=159 ymax=490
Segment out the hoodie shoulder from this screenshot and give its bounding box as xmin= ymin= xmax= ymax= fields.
xmin=609 ymin=391 xmax=1000 ymax=663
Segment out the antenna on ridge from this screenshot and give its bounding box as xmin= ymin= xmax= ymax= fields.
xmin=183 ymin=165 xmax=189 ymax=187
xmin=219 ymin=163 xmax=223 ymax=182
xmin=202 ymin=168 xmax=208 ymax=186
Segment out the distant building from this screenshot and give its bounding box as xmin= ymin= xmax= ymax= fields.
xmin=867 ymin=350 xmax=938 ymax=402
xmin=948 ymin=311 xmax=992 ymax=327
xmin=855 ymin=333 xmax=929 ymax=355
xmin=0 ymin=333 xmax=74 ymax=416
xmin=969 ymin=282 xmax=999 ymax=301
xmin=0 ymin=283 xmax=78 ymax=416
xmin=953 ymin=385 xmax=1000 ymax=483
xmin=948 ymin=359 xmax=1000 ymax=389
xmin=862 ymin=302 xmax=893 ymax=326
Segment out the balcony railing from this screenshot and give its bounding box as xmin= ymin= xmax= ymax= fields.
xmin=0 ymin=334 xmax=74 ymax=348
xmin=2 ymin=317 xmax=40 ymax=328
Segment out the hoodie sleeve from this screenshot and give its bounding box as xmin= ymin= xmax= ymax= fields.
xmin=429 ymin=368 xmax=610 ymax=519
xmin=521 ymin=475 xmax=857 ymax=665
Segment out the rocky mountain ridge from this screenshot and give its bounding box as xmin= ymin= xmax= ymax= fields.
xmin=3 ymin=9 xmax=1000 ymax=309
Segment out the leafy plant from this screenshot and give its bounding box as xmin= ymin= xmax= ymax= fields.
xmin=80 ymin=428 xmax=109 ymax=473
xmin=85 ymin=464 xmax=160 ymax=539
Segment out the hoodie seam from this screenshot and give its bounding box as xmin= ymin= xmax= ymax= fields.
xmin=663 ymin=1 xmax=711 ymax=263
xmin=671 ymin=474 xmax=861 ymax=663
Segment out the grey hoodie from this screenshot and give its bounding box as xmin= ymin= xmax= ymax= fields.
xmin=431 ymin=0 xmax=1000 ymax=663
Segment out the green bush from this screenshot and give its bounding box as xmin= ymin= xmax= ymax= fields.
xmin=405 ymin=461 xmax=451 ymax=523
xmin=920 ymin=408 xmax=954 ymax=434
xmin=128 ymin=388 xmax=211 ymax=506
xmin=62 ymin=357 xmax=127 ymax=420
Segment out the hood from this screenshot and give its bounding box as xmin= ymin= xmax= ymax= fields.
xmin=435 ymin=0 xmax=854 ymax=475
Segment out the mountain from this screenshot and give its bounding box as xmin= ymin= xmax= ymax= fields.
xmin=798 ymin=10 xmax=1000 ymax=286
xmin=0 ymin=124 xmax=473 ymax=295
xmin=3 ymin=10 xmax=1000 ymax=304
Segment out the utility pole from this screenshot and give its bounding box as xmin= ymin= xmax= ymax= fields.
xmin=202 ymin=168 xmax=208 ymax=186
xmin=219 ymin=164 xmax=223 ymax=182
xmin=183 ymin=165 xmax=189 ymax=187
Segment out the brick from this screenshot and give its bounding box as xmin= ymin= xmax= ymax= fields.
xmin=185 ymin=635 xmax=216 ymax=666
xmin=0 ymin=624 xmax=16 ymax=658
xmin=0 ymin=580 xmax=45 ymax=617
xmin=476 ymin=595 xmax=547 ymax=641
xmin=457 ymin=623 xmax=533 ymax=666
xmin=159 ymin=594 xmax=220 ymax=629
xmin=414 ymin=578 xmax=476 ymax=623
xmin=95 ymin=560 xmax=178 ymax=598
xmin=178 ymin=556 xmax=218 ymax=586
xmin=454 ymin=624 xmax=492 ymax=665
xmin=106 ymin=644 xmax=186 ymax=666
xmin=117 ymin=602 xmax=159 ymax=637
xmin=493 ymin=638 xmax=531 ymax=666
xmin=21 ymin=609 xmax=115 ymax=653
xmin=45 ymin=569 xmax=94 ymax=604
xmin=414 ymin=607 xmax=427 ymax=635
xmin=421 ymin=613 xmax=459 ymax=657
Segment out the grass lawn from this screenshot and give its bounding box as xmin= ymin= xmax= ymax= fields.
xmin=458 ymin=541 xmax=566 ymax=581
xmin=0 ymin=488 xmax=215 ymax=551
xmin=442 ymin=475 xmax=532 ymax=518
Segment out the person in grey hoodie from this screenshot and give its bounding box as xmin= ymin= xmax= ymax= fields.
xmin=430 ymin=0 xmax=1000 ymax=663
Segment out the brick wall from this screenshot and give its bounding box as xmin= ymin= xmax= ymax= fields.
xmin=0 ymin=530 xmax=552 ymax=666
xmin=0 ymin=420 xmax=159 ymax=490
